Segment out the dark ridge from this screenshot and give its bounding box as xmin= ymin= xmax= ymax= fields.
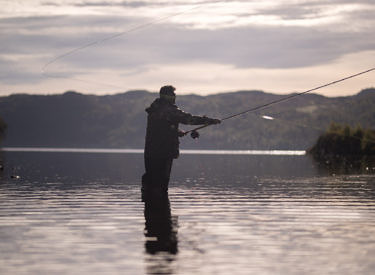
xmin=0 ymin=88 xmax=374 ymax=149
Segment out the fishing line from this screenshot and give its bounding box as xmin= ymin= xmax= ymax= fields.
xmin=41 ymin=5 xmax=375 ymax=138
xmin=186 ymin=67 xmax=375 ymax=136
xmin=41 ymin=4 xmax=202 ymax=90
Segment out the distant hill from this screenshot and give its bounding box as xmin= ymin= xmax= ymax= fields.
xmin=0 ymin=116 xmax=5 ymax=143
xmin=0 ymin=88 xmax=374 ymax=150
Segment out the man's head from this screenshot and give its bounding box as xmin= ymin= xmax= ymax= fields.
xmin=160 ymin=85 xmax=176 ymax=104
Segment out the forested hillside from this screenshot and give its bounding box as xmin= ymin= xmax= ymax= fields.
xmin=0 ymin=88 xmax=374 ymax=150
xmin=0 ymin=116 xmax=6 ymax=143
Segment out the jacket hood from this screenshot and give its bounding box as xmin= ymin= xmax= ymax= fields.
xmin=146 ymin=98 xmax=173 ymax=114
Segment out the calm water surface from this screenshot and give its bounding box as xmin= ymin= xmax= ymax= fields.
xmin=0 ymin=150 xmax=375 ymax=274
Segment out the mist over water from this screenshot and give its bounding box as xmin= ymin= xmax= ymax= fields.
xmin=0 ymin=150 xmax=375 ymax=274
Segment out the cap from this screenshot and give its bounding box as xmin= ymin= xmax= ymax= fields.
xmin=159 ymin=85 xmax=176 ymax=96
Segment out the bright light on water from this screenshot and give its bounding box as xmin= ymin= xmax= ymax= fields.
xmin=2 ymin=147 xmax=305 ymax=155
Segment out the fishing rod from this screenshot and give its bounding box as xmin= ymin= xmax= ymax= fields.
xmin=185 ymin=67 xmax=375 ymax=139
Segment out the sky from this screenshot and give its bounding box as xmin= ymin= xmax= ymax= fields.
xmin=0 ymin=0 xmax=374 ymax=97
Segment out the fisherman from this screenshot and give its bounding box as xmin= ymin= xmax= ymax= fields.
xmin=142 ymin=85 xmax=220 ymax=194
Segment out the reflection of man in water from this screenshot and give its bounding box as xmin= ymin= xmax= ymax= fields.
xmin=143 ymin=195 xmax=178 ymax=274
xmin=144 ymin=195 xmax=177 ymax=254
xmin=142 ymin=85 xmax=220 ymax=193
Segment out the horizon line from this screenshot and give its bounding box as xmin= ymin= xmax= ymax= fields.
xmin=1 ymin=87 xmax=373 ymax=98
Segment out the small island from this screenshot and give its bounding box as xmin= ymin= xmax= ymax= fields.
xmin=308 ymin=123 xmax=375 ymax=159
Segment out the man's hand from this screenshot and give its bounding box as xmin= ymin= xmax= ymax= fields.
xmin=178 ymin=130 xmax=186 ymax=137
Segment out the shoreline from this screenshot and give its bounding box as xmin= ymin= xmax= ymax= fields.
xmin=1 ymin=147 xmax=306 ymax=156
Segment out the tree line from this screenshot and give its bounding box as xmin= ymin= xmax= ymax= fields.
xmin=308 ymin=123 xmax=375 ymax=158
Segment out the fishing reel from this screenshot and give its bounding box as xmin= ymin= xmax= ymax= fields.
xmin=190 ymin=130 xmax=200 ymax=139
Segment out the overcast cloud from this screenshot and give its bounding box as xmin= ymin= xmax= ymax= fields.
xmin=0 ymin=0 xmax=374 ymax=96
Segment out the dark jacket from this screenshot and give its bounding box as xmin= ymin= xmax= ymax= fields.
xmin=144 ymin=98 xmax=212 ymax=159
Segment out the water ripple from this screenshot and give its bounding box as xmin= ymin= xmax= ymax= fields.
xmin=1 ymin=153 xmax=375 ymax=274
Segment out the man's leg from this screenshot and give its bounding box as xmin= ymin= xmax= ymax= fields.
xmin=142 ymin=157 xmax=173 ymax=193
xmin=142 ymin=157 xmax=153 ymax=192
xmin=160 ymin=158 xmax=173 ymax=192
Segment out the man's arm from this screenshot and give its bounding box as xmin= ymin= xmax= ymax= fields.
xmin=170 ymin=107 xmax=220 ymax=125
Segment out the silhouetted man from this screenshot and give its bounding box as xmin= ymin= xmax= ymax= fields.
xmin=142 ymin=85 xmax=220 ymax=194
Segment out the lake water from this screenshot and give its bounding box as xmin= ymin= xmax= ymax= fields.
xmin=0 ymin=148 xmax=375 ymax=274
